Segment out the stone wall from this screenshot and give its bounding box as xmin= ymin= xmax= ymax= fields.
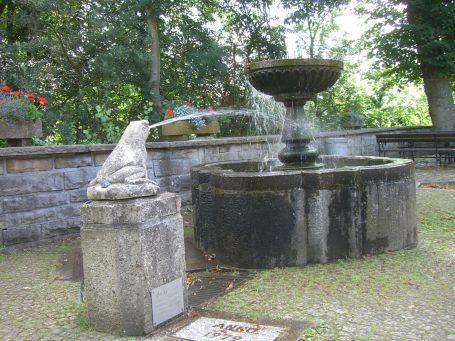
xmin=0 ymin=126 xmax=427 ymax=250
xmin=0 ymin=136 xmax=281 ymax=250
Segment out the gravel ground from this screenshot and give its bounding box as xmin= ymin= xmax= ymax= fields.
xmin=0 ymin=165 xmax=453 ymax=341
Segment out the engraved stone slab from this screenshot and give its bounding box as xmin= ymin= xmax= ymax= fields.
xmin=174 ymin=317 xmax=284 ymax=341
xmin=151 ymin=277 xmax=185 ymax=327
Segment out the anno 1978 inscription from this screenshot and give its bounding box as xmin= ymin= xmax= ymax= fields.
xmin=174 ymin=317 xmax=283 ymax=341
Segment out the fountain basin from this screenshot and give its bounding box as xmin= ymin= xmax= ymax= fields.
xmin=191 ymin=156 xmax=417 ymax=269
xmin=246 ymin=58 xmax=343 ymax=103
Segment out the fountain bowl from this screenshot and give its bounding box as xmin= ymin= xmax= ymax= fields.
xmin=191 ymin=156 xmax=417 ymax=269
xmin=246 ymin=58 xmax=343 ymax=104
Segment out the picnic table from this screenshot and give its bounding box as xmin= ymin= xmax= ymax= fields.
xmin=376 ymin=131 xmax=455 ymax=165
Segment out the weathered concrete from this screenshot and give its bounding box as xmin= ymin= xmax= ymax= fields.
xmin=191 ymin=156 xmax=417 ymax=268
xmin=80 ymin=193 xmax=187 ymax=336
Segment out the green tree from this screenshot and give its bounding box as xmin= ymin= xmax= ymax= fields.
xmin=218 ymin=0 xmax=286 ymax=106
xmin=360 ymin=0 xmax=455 ymax=130
xmin=281 ymin=0 xmax=348 ymax=58
xmin=1 ymin=0 xmax=228 ymax=143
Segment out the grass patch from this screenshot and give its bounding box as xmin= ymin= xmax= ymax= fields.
xmin=417 ymin=188 xmax=455 ymax=232
xmin=208 ymin=188 xmax=455 ymax=338
xmin=76 ymin=303 xmax=93 ymax=332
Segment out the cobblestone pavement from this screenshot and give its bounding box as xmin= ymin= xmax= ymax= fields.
xmin=0 ymin=165 xmax=453 ymax=341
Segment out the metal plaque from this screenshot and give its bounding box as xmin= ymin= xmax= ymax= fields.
xmin=151 ymin=277 xmax=185 ymax=326
xmin=174 ymin=317 xmax=283 ymax=341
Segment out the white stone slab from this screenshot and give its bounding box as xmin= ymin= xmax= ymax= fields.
xmin=151 ymin=277 xmax=185 ymax=326
xmin=174 ymin=317 xmax=283 ymax=341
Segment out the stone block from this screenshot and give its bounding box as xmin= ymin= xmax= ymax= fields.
xmin=1 ymin=192 xmax=69 ymax=214
xmin=81 ymin=193 xmax=187 ymax=336
xmin=64 ymin=168 xmax=99 ymax=190
xmin=1 ymin=224 xmax=42 ymax=246
xmin=2 ymin=207 xmax=58 ymax=228
xmin=156 ymin=174 xmax=191 ymax=192
xmin=2 ymin=203 xmax=82 ymax=229
xmin=6 ymin=157 xmax=54 ymax=173
xmin=57 ymin=203 xmax=84 ymax=219
xmin=55 ymin=153 xmax=93 ymax=169
xmin=80 ymin=192 xmax=180 ymax=225
xmin=179 ymin=190 xmax=192 ymax=205
xmin=170 ymin=148 xmax=202 ymax=161
xmin=93 ymin=153 xmax=110 ymax=166
xmin=0 ymin=160 xmax=4 ymax=175
xmin=151 ymin=158 xmax=199 ymax=177
xmin=69 ymin=188 xmax=88 ymax=202
xmin=0 ymin=172 xmax=64 ymax=196
xmin=41 ymin=217 xmax=80 ymax=238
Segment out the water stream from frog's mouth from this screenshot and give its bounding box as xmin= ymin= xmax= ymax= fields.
xmin=148 ymin=108 xmax=257 ymax=129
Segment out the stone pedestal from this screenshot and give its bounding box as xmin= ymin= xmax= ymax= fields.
xmin=80 ymin=192 xmax=187 ymax=336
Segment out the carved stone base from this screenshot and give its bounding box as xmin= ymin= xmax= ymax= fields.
xmin=81 ymin=193 xmax=187 ymax=336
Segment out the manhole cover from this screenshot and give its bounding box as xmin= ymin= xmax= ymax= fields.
xmin=187 ymin=267 xmax=251 ymax=309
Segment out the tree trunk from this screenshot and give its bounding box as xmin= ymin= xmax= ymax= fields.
xmin=421 ymin=66 xmax=455 ymax=131
xmin=406 ymin=0 xmax=455 ymax=131
xmin=145 ymin=6 xmax=161 ymax=112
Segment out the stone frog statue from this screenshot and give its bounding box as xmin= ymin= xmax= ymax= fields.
xmin=87 ymin=120 xmax=159 ymax=200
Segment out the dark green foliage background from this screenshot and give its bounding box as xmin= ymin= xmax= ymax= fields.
xmin=1 ymin=0 xmax=448 ymax=144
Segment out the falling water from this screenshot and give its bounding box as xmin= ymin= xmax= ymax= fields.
xmin=247 ymin=87 xmax=286 ymax=170
xmin=149 ymin=92 xmax=287 ymax=171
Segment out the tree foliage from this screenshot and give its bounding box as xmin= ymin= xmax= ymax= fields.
xmin=282 ymin=0 xmax=348 ymax=58
xmin=0 ymin=0 xmax=447 ymax=144
xmin=359 ymin=0 xmax=455 ymax=130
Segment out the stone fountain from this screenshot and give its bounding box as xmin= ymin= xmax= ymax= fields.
xmin=246 ymin=58 xmax=343 ymax=168
xmin=192 ymin=59 xmax=417 ymax=269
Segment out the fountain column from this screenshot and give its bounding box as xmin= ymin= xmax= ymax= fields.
xmin=278 ymin=99 xmax=319 ymax=168
xmin=246 ymin=58 xmax=343 ymax=168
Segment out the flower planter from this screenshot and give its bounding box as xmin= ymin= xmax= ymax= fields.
xmin=160 ymin=120 xmax=220 ymax=141
xmin=0 ymin=120 xmax=43 ymax=146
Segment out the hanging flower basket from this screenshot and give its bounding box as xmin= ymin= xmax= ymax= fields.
xmin=160 ymin=120 xmax=220 ymax=141
xmin=1 ymin=85 xmax=47 ymax=146
xmin=0 ymin=120 xmax=43 ymax=146
xmin=159 ymin=101 xmax=220 ymax=141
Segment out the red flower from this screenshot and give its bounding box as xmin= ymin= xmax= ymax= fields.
xmin=25 ymin=93 xmax=35 ymax=102
xmin=208 ymin=107 xmax=215 ymax=112
xmin=12 ymin=91 xmax=21 ymax=97
xmin=342 ymin=107 xmax=349 ymax=113
xmin=185 ymin=101 xmax=191 ymax=106
xmin=37 ymin=97 xmax=48 ymax=107
xmin=2 ymin=85 xmax=11 ymax=93
xmin=165 ymin=107 xmax=175 ymax=117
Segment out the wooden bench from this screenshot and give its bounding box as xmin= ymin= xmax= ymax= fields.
xmin=376 ymin=132 xmax=455 ymax=165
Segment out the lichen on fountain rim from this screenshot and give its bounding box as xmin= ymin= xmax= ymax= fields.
xmin=191 ymin=156 xmax=417 ymax=269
